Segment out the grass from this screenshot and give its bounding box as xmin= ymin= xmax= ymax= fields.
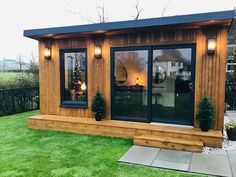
xmin=0 ymin=111 xmax=202 ymax=177
xmin=0 ymin=72 xmax=19 ymax=82
xmin=0 ymin=72 xmax=36 ymax=89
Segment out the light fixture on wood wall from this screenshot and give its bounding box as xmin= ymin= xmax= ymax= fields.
xmin=94 ymin=45 xmax=102 ymax=59
xmin=44 ymin=39 xmax=52 ymax=60
xmin=92 ymin=35 xmax=104 ymax=59
xmin=207 ymin=38 xmax=216 ymax=55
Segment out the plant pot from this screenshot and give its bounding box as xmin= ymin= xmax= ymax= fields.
xmin=226 ymin=129 xmax=236 ymax=141
xmin=95 ymin=114 xmax=102 ymax=121
xmin=200 ymin=121 xmax=210 ymax=132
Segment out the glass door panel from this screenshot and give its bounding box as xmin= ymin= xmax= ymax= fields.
xmin=152 ymin=48 xmax=194 ymax=125
xmin=113 ymin=50 xmax=148 ymax=121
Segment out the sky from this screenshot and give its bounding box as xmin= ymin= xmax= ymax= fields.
xmin=0 ymin=0 xmax=235 ymax=61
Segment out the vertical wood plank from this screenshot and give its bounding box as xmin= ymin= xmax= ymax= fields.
xmin=103 ymin=37 xmax=111 ymax=119
xmin=217 ymin=27 xmax=227 ymax=130
xmin=194 ymin=30 xmax=204 ymax=127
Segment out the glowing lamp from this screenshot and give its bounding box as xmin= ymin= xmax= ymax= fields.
xmin=80 ymin=82 xmax=87 ymax=91
xmin=207 ymin=38 xmax=216 ymax=55
xmin=94 ymin=45 xmax=102 ymax=59
xmin=44 ymin=39 xmax=52 ymax=60
xmin=44 ymin=47 xmax=51 ymax=60
xmin=135 ymin=77 xmax=140 ymax=85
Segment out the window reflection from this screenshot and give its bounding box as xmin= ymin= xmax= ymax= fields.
xmin=114 ymin=50 xmax=148 ymax=119
xmin=152 ymin=48 xmax=193 ymax=124
xmin=62 ymin=51 xmax=87 ymax=104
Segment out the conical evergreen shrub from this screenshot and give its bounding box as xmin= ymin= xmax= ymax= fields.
xmin=196 ymin=95 xmax=216 ymax=131
xmin=91 ymin=89 xmax=105 ymax=121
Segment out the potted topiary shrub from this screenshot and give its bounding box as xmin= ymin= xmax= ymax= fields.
xmin=225 ymin=121 xmax=236 ymax=141
xmin=91 ymin=89 xmax=105 ymax=121
xmin=196 ymin=95 xmax=216 ymax=131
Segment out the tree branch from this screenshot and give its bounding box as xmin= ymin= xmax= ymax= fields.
xmin=162 ymin=0 xmax=170 ymax=17
xmin=134 ymin=0 xmax=143 ymax=20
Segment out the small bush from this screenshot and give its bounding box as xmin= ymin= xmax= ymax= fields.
xmin=196 ymin=95 xmax=216 ymax=131
xmin=197 ymin=96 xmax=216 ymax=123
xmin=91 ymin=90 xmax=105 ymax=120
xmin=225 ymin=121 xmax=236 ymax=131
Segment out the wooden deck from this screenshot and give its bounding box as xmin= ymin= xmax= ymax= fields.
xmin=28 ymin=115 xmax=223 ymax=152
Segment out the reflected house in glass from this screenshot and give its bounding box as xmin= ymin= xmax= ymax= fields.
xmin=24 ymin=10 xmax=234 ymax=151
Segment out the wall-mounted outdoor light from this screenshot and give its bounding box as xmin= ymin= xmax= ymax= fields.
xmin=92 ymin=35 xmax=104 ymax=59
xmin=94 ymin=45 xmax=102 ymax=59
xmin=44 ymin=40 xmax=52 ymax=60
xmin=44 ymin=47 xmax=51 ymax=60
xmin=207 ymin=38 xmax=216 ymax=55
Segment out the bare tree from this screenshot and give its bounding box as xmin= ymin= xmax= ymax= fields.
xmin=162 ymin=0 xmax=170 ymax=17
xmin=133 ymin=0 xmax=143 ymax=20
xmin=67 ymin=3 xmax=108 ymax=23
xmin=16 ymin=55 xmax=25 ymax=71
xmin=3 ymin=57 xmax=6 ymax=72
xmin=96 ymin=4 xmax=108 ymax=23
xmin=28 ymin=53 xmax=39 ymax=76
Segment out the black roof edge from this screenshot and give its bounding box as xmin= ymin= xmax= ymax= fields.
xmin=24 ymin=10 xmax=235 ymax=39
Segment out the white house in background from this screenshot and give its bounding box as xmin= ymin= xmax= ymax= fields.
xmin=227 ymin=45 xmax=236 ymax=73
xmin=227 ymin=15 xmax=236 ymax=74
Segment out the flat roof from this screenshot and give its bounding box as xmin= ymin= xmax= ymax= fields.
xmin=24 ymin=10 xmax=235 ymax=39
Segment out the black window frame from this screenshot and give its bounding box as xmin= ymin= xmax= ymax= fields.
xmin=110 ymin=43 xmax=196 ymax=125
xmin=60 ymin=48 xmax=88 ymax=108
xmin=111 ymin=46 xmax=150 ymax=123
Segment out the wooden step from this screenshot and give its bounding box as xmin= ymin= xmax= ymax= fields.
xmin=134 ymin=135 xmax=203 ymax=152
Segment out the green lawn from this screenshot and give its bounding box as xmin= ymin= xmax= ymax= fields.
xmin=0 ymin=72 xmax=19 ymax=82
xmin=0 ymin=111 xmax=202 ymax=177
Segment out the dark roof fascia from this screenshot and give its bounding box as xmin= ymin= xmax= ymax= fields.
xmin=24 ymin=10 xmax=235 ymax=39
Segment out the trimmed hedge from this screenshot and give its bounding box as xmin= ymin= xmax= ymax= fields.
xmin=0 ymin=87 xmax=39 ymax=116
xmin=226 ymin=83 xmax=236 ymax=110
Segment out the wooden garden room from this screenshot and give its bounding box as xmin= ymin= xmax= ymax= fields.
xmin=24 ymin=10 xmax=235 ymax=152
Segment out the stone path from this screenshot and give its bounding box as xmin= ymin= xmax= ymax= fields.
xmin=119 ymin=145 xmax=236 ymax=177
xmin=227 ymin=112 xmax=236 ymax=122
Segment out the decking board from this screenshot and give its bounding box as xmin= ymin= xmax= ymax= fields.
xmin=28 ymin=114 xmax=223 ymax=149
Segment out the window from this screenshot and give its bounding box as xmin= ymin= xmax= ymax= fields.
xmin=111 ymin=44 xmax=195 ymax=125
xmin=152 ymin=47 xmax=194 ymax=124
xmin=112 ymin=49 xmax=148 ymax=120
xmin=60 ymin=48 xmax=87 ymax=108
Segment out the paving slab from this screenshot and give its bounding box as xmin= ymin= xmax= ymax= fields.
xmin=230 ymin=162 xmax=236 ymax=177
xmin=119 ymin=145 xmax=160 ymax=166
xmin=228 ymin=150 xmax=236 ymax=163
xmin=227 ymin=112 xmax=236 ymax=121
xmin=190 ymin=153 xmax=232 ymax=177
xmin=155 ymin=149 xmax=192 ymax=164
xmin=151 ymin=159 xmax=189 ymax=171
xmin=228 ymin=151 xmax=236 ymax=177
xmin=209 ymin=149 xmax=227 ymax=156
xmin=119 ymin=146 xmax=235 ymax=176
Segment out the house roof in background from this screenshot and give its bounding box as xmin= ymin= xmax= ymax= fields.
xmin=24 ymin=10 xmax=235 ymax=40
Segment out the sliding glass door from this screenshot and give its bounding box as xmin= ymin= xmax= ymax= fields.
xmin=111 ymin=45 xmax=195 ymax=125
xmin=112 ymin=48 xmax=149 ymax=122
xmin=152 ymin=47 xmax=194 ymax=125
